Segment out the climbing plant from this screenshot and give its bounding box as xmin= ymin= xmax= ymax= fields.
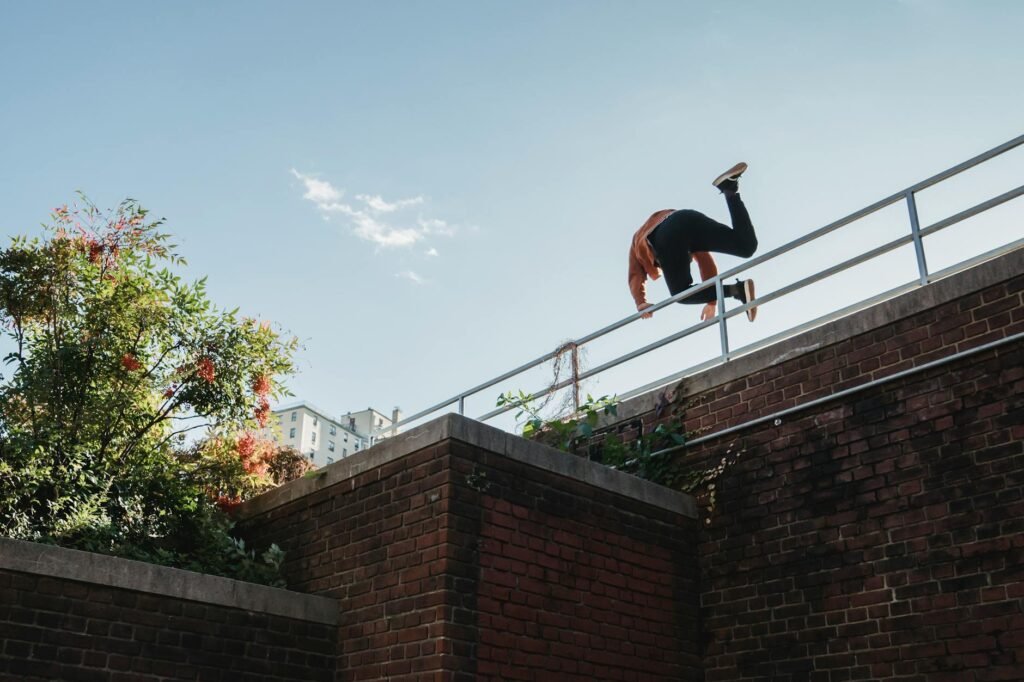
xmin=497 ymin=385 xmax=740 ymax=519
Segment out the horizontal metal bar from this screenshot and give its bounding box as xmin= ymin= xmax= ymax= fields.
xmin=906 ymin=134 xmax=1024 ymax=195
xmin=379 ymin=348 xmax=562 ymax=433
xmin=724 ymin=233 xmax=919 ymax=325
xmin=715 ymin=182 xmax=1023 ymax=328
xmin=928 ymin=236 xmax=1024 ymax=282
xmin=724 ymin=280 xmax=921 ymax=359
xmin=475 ymin=371 xmax=582 ymax=423
xmin=380 ymin=396 xmax=461 ymax=435
xmin=578 ymin=318 xmax=718 ymax=383
xmin=650 ymin=330 xmax=1024 ymax=457
xmin=616 ymin=356 xmax=724 ymax=403
xmin=919 ymin=184 xmax=1024 ymax=238
xmin=574 ymin=277 xmax=719 ymax=346
xmin=615 ymin=279 xmax=922 ymax=406
xmin=707 ymin=134 xmax=1023 ymax=286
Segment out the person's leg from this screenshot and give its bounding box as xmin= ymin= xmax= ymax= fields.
xmin=683 ymin=195 xmax=757 ymax=258
xmin=648 ymin=213 xmax=717 ymax=305
xmin=651 ymin=208 xmax=756 ymax=310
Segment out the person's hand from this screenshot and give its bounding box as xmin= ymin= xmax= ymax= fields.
xmin=700 ymin=302 xmax=717 ymax=321
xmin=638 ymin=303 xmax=654 ymax=319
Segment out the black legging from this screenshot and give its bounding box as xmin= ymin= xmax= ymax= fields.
xmin=648 ymin=194 xmax=758 ymax=304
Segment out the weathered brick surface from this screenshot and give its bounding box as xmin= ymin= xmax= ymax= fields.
xmin=670 ymin=276 xmax=1024 ymax=442
xmin=452 ymin=442 xmax=700 ymax=681
xmin=0 ymin=570 xmax=335 ymax=681
xmin=609 ymin=272 xmax=1024 ymax=681
xmin=685 ymin=341 xmax=1024 ymax=681
xmin=242 ymin=443 xmax=457 ymax=680
xmin=242 ymin=440 xmax=700 ymax=680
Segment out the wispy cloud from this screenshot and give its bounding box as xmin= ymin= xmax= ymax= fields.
xmin=417 ymin=217 xmax=457 ymax=237
xmin=290 ymin=169 xmax=457 ymax=250
xmin=396 ymin=270 xmax=426 ymax=285
xmin=291 ymin=169 xmax=341 ymax=204
xmin=425 ymin=247 xmax=439 ymax=257
xmin=356 ymin=194 xmax=424 ymax=213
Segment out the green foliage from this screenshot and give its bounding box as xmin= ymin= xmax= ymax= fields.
xmin=497 ymin=389 xmax=734 ymax=510
xmin=497 ymin=390 xmax=619 ymax=453
xmin=0 ymin=197 xmax=297 ymax=585
xmin=599 ymin=421 xmax=689 ymax=487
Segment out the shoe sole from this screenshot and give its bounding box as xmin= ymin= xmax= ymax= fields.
xmin=713 ymin=162 xmax=748 ymax=187
xmin=744 ymin=279 xmax=758 ymax=322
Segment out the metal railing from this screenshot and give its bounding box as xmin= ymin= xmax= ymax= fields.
xmin=375 ymin=134 xmax=1024 ymax=438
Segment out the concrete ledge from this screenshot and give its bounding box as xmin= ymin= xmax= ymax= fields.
xmin=240 ymin=413 xmax=697 ymax=521
xmin=0 ymin=537 xmax=338 ymax=625
xmin=613 ymin=245 xmax=1024 ymax=422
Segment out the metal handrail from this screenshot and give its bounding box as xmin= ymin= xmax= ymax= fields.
xmin=376 ymin=134 xmax=1024 ymax=437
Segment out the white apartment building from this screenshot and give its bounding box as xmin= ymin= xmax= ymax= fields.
xmin=342 ymin=407 xmax=402 ymax=441
xmin=268 ymin=402 xmax=402 ymax=467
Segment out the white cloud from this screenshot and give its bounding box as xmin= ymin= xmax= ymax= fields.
xmin=396 ymin=270 xmax=426 ymax=285
xmin=356 ymin=194 xmax=424 ymax=213
xmin=417 ymin=217 xmax=457 ymax=237
xmin=425 ymin=247 xmax=439 ymax=257
xmin=290 ymin=169 xmax=457 ymax=251
xmin=290 ymin=168 xmax=341 ymax=204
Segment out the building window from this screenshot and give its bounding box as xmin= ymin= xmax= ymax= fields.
xmin=354 ymin=442 xmax=360 ymax=451
xmin=289 ymin=427 xmax=296 ymax=438
xmin=313 ymin=416 xmax=318 ymax=426
xmin=309 ymin=450 xmax=315 ymax=461
xmin=312 ymin=432 xmax=316 ymax=444
xmin=377 ymin=418 xmax=383 ymax=427
xmin=343 ymin=448 xmax=347 ymax=456
xmin=291 ymin=411 xmax=297 ymax=422
xmin=343 ymin=434 xmax=348 ymax=442
xmin=329 ymin=425 xmax=336 ymax=435
xmin=328 ymin=441 xmax=335 ymax=452
xmin=327 ymin=457 xmax=334 ymax=465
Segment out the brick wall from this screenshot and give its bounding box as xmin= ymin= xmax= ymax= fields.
xmin=688 ymin=339 xmax=1023 ymax=681
xmin=239 ymin=419 xmax=700 ymax=681
xmin=452 ymin=441 xmax=700 ymax=681
xmin=600 ymin=255 xmax=1024 ymax=680
xmin=675 ymin=273 xmax=1023 ymax=441
xmin=0 ymin=568 xmax=336 ymax=681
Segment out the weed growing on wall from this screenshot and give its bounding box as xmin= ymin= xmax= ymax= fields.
xmin=497 ymin=386 xmax=739 ymax=519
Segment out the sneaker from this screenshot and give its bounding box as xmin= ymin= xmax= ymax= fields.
xmin=713 ymin=162 xmax=748 ymax=194
xmin=733 ymin=278 xmax=758 ymax=322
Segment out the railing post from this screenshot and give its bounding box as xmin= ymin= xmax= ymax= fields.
xmin=715 ymin=277 xmax=730 ymax=361
xmin=458 ymin=396 xmax=465 ymax=415
xmin=906 ymin=191 xmax=930 ymax=285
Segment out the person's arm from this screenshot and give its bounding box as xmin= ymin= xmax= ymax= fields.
xmin=628 ymin=251 xmax=653 ymax=318
xmin=692 ymin=251 xmax=719 ymax=321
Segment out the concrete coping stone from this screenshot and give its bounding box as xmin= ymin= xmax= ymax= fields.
xmin=610 ymin=245 xmax=1024 ymax=423
xmin=239 ymin=413 xmax=698 ymax=521
xmin=0 ymin=537 xmax=337 ymax=625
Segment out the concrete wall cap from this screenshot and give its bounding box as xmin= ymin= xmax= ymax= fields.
xmin=241 ymin=413 xmax=697 ymax=520
xmin=0 ymin=537 xmax=337 ymax=625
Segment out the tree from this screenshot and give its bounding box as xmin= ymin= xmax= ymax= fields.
xmin=0 ymin=197 xmax=297 ymax=580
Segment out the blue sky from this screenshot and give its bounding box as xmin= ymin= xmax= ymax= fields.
xmin=2 ymin=1 xmax=1022 ymax=429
